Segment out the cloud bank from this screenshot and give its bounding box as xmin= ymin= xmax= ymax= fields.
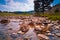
xmin=0 ymin=0 xmax=34 ymax=12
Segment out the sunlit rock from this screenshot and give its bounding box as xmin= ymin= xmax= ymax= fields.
xmin=38 ymin=34 xmax=49 ymax=40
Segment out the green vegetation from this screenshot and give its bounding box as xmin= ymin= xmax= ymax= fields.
xmin=0 ymin=12 xmax=31 ymax=16
xmin=54 ymin=9 xmax=60 ymax=13
xmin=0 ymin=12 xmax=60 ymax=21
xmin=40 ymin=13 xmax=60 ymax=21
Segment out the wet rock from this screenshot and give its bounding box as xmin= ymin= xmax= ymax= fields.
xmin=46 ymin=30 xmax=50 ymax=33
xmin=9 ymin=18 xmax=18 ymax=23
xmin=48 ymin=24 xmax=54 ymax=27
xmin=55 ymin=33 xmax=60 ymax=37
xmin=18 ymin=31 xmax=24 ymax=34
xmin=38 ymin=34 xmax=49 ymax=40
xmin=55 ymin=26 xmax=60 ymax=30
xmin=47 ymin=33 xmax=54 ymax=36
xmin=8 ymin=28 xmax=12 ymax=30
xmin=0 ymin=19 xmax=10 ymax=25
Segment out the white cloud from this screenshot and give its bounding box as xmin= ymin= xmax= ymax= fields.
xmin=0 ymin=0 xmax=34 ymax=12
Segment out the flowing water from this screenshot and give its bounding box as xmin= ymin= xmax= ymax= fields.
xmin=0 ymin=19 xmax=60 ymax=40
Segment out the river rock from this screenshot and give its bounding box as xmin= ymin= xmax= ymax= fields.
xmin=47 ymin=33 xmax=54 ymax=36
xmin=55 ymin=33 xmax=60 ymax=37
xmin=38 ymin=34 xmax=49 ymax=40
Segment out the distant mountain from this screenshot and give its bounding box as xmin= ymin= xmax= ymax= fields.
xmin=14 ymin=11 xmax=34 ymax=14
xmin=0 ymin=10 xmax=34 ymax=14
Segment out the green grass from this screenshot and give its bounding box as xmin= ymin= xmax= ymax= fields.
xmin=0 ymin=12 xmax=31 ymax=16
xmin=40 ymin=13 xmax=60 ymax=21
xmin=0 ymin=12 xmax=60 ymax=21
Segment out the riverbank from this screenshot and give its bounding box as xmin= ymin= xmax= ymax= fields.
xmin=0 ymin=12 xmax=60 ymax=21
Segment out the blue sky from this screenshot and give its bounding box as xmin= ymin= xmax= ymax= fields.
xmin=0 ymin=0 xmax=60 ymax=12
xmin=52 ymin=0 xmax=60 ymax=5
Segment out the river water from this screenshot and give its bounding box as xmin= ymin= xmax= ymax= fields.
xmin=0 ymin=19 xmax=60 ymax=40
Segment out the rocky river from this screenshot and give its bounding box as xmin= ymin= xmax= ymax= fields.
xmin=0 ymin=16 xmax=60 ymax=40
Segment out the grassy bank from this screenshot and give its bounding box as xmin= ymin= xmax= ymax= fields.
xmin=40 ymin=13 xmax=60 ymax=21
xmin=0 ymin=12 xmax=60 ymax=21
xmin=0 ymin=12 xmax=31 ymax=16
